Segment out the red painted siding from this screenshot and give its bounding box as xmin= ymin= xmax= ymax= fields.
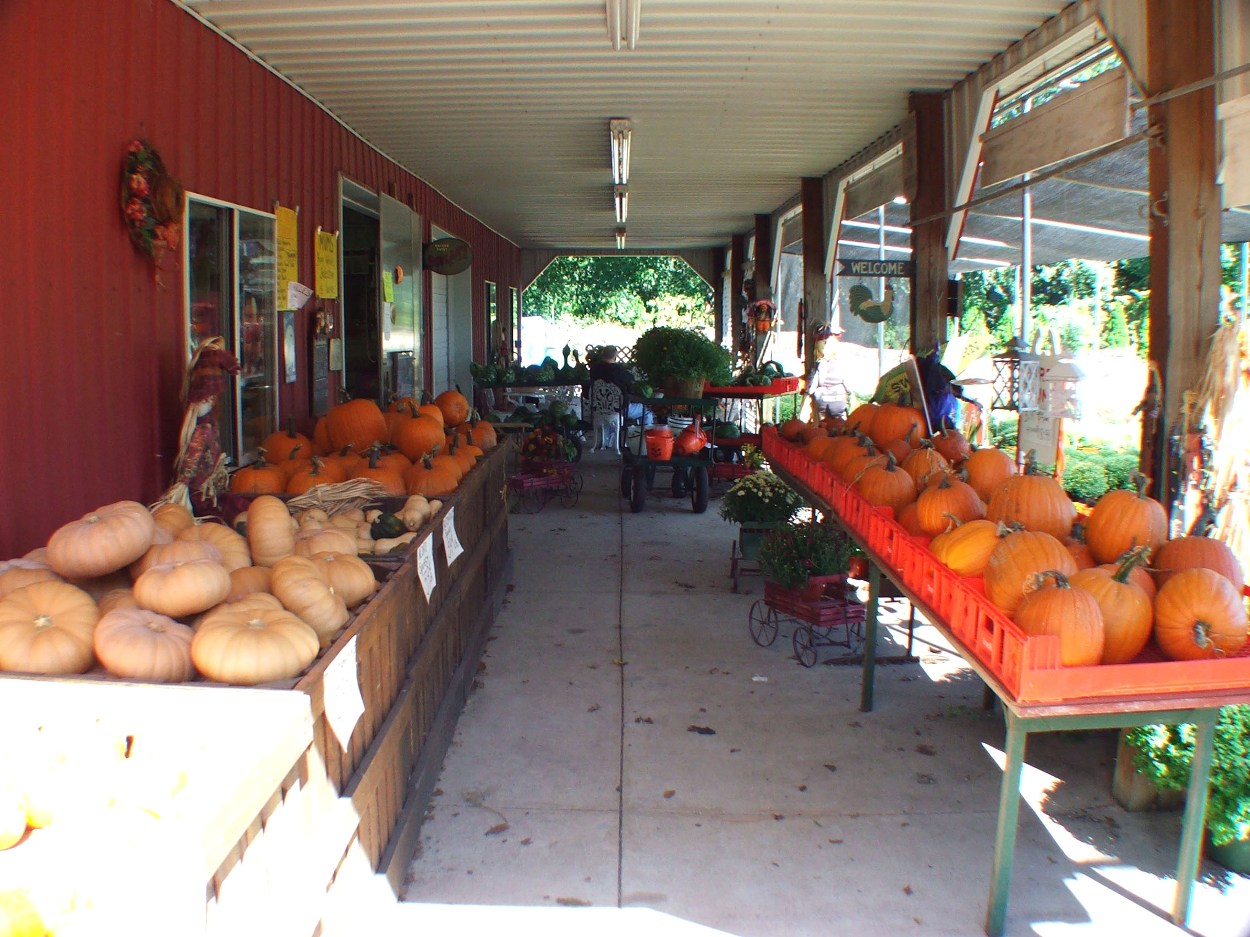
xmin=0 ymin=0 xmax=519 ymax=556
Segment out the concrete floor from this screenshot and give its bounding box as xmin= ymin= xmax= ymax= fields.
xmin=393 ymin=451 xmax=1250 ymax=937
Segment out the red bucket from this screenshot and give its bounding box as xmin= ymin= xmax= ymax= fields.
xmin=644 ymin=428 xmax=674 ymax=460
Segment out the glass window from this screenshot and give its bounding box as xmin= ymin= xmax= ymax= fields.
xmin=485 ymin=281 xmax=499 ymax=364
xmin=185 ymin=197 xmax=277 ymax=466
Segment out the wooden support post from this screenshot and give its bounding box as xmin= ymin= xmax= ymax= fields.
xmin=909 ymin=91 xmax=949 ymax=356
xmin=753 ymin=213 xmax=773 ymax=301
xmin=730 ymin=234 xmax=746 ymax=356
xmin=802 ymin=177 xmax=828 ymax=378
xmin=1142 ymin=0 xmax=1221 ymax=510
xmin=711 ymin=246 xmax=727 ymax=346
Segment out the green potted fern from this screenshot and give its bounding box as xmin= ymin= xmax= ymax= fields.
xmin=630 ymin=327 xmax=732 ymax=399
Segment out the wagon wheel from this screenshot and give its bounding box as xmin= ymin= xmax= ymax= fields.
xmin=748 ymin=601 xmax=779 ymax=647
xmin=671 ymin=468 xmax=689 ymax=497
xmin=690 ymin=465 xmax=710 ymax=514
xmin=792 ymin=624 xmax=818 ymax=667
xmin=506 ymin=484 xmax=524 ymax=514
xmin=645 ymin=464 xmax=658 ymax=490
xmin=620 ymin=467 xmax=633 ymax=500
xmin=630 ymin=465 xmax=647 ymax=513
xmin=558 ymin=472 xmax=584 ymax=507
xmin=520 ymin=488 xmax=545 ymax=514
xmin=730 ymin=539 xmax=741 ymax=593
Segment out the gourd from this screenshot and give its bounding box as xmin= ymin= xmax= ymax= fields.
xmin=1069 ymin=548 xmax=1154 ymax=664
xmin=1013 ymin=570 xmax=1105 ymax=667
xmin=0 ymin=581 xmax=100 ymax=674
xmin=325 ymin=398 xmax=389 ymax=453
xmin=269 ymin=556 xmax=349 ymax=645
xmin=1083 ymin=473 xmax=1168 ymax=564
xmin=178 ymin=522 xmax=252 ymax=572
xmin=247 ymin=495 xmax=297 ymax=567
xmin=851 ymin=453 xmax=916 ymax=512
xmin=370 ymin=513 xmax=408 ymax=540
xmin=308 ymin=553 xmax=377 ymax=608
xmin=914 ymin=475 xmax=984 ymax=537
xmin=375 ymin=532 xmax=418 ymax=554
xmin=391 ymin=414 xmax=445 ymax=462
xmin=293 ymin=527 xmax=358 ymax=558
xmin=1153 ymin=568 xmax=1248 ymax=661
xmin=985 ymin=455 xmax=1076 ymax=541
xmin=984 ymin=528 xmax=1077 ymax=616
xmin=0 ymin=559 xmax=60 ymax=599
xmin=1153 ymin=536 xmax=1245 ymax=593
xmin=963 ymin=447 xmax=1017 ymax=503
xmin=191 ymin=605 xmax=320 ymax=685
xmin=930 ymin=518 xmax=999 ymax=577
xmin=93 ymin=607 xmax=195 ymax=683
xmin=398 ymin=495 xmax=432 ymax=531
xmin=45 ymin=500 xmax=157 ymax=579
xmin=132 ymin=559 xmax=231 ymax=618
xmin=434 ymin=389 xmax=471 ymax=427
xmin=226 ymin=565 xmax=273 ymax=602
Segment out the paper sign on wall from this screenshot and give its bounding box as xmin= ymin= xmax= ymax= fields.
xmin=287 ymin=281 xmax=313 ymax=311
xmin=382 ymin=271 xmax=395 ymax=303
xmin=314 ymin=229 xmax=340 ymax=299
xmin=275 ymin=206 xmax=299 ymax=310
xmin=443 ymin=507 xmax=464 ymax=566
xmin=417 ymin=535 xmax=437 ymax=601
xmin=322 ymin=635 xmax=365 ymax=751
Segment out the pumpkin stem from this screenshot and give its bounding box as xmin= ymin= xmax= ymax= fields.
xmin=1112 ymin=545 xmax=1151 ymax=582
xmin=1025 ymin=569 xmax=1070 ymax=594
xmin=994 ymin=520 xmax=1024 ymax=538
xmin=1130 ymin=471 xmax=1152 ymax=499
xmin=1193 ymin=621 xmax=1225 ymax=656
xmin=285 ymin=415 xmax=299 ymax=439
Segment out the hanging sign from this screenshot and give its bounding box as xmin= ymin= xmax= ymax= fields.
xmin=314 ymin=229 xmax=339 ymax=299
xmin=442 ymin=507 xmax=464 ymax=567
xmin=416 ymin=535 xmax=437 ymax=601
xmin=322 ymin=635 xmax=365 ymax=751
xmin=837 ymin=259 xmax=914 ymax=278
xmin=424 ymin=237 xmax=473 ymax=276
xmin=275 ymin=205 xmax=299 ymax=310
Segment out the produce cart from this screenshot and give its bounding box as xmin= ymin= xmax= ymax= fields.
xmin=748 ymin=574 xmax=867 ymax=665
xmin=619 ymin=394 xmax=719 ymax=514
xmin=507 ymin=458 xmax=583 ymax=513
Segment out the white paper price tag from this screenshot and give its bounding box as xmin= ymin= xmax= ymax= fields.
xmin=417 ymin=535 xmax=437 ymax=601
xmin=322 ymin=635 xmax=364 ymax=752
xmin=443 ymin=506 xmax=464 ymax=566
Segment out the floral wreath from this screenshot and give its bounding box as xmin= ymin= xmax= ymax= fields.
xmin=747 ymin=299 xmax=777 ymax=319
xmin=120 ymin=139 xmax=184 ymax=266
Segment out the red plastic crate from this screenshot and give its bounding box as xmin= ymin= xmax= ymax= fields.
xmin=770 ymin=376 xmax=802 ymax=393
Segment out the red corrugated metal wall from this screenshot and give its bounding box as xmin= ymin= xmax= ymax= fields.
xmin=0 ymin=0 xmax=519 ymax=557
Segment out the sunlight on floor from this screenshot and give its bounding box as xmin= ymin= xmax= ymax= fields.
xmin=397 ymin=903 xmax=740 ymax=936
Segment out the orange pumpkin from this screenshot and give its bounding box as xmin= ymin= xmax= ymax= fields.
xmin=325 ymin=399 xmax=389 ymax=453
xmin=1064 ymin=524 xmax=1097 ymax=570
xmin=286 ymin=456 xmax=348 ymax=495
xmin=779 ymin=418 xmax=807 ymax=442
xmin=963 ymin=447 xmax=1017 ymax=503
xmin=434 ymin=389 xmax=471 ymax=428
xmin=351 ymin=448 xmax=407 ymax=497
xmin=1013 ymin=570 xmax=1105 ymax=667
xmin=1153 ymin=536 xmax=1245 ymax=593
xmin=846 ymin=402 xmax=879 ymax=437
xmin=261 ymin=419 xmax=312 ymax=466
xmin=838 ymin=445 xmax=887 ymax=485
xmin=468 ymin=415 xmax=498 ymax=452
xmin=824 ymin=433 xmax=871 ymax=473
xmin=867 ymin=401 xmax=925 ymax=450
xmin=374 ymin=448 xmax=413 ymax=474
xmin=930 ymin=518 xmax=1000 ymax=577
xmin=896 ymin=501 xmax=925 ymax=537
xmin=914 ymin=475 xmax=984 ymax=537
xmin=807 ymin=434 xmax=838 ymax=462
xmin=1069 ymin=548 xmax=1154 ymax=664
xmin=1084 ymin=474 xmax=1168 ymax=565
xmin=382 ymin=409 xmax=411 ymax=445
xmin=311 ymin=417 xmax=334 ymax=455
xmin=230 ymin=461 xmax=287 ymax=495
xmin=392 ymin=414 xmax=446 ymax=462
xmin=852 ymin=454 xmax=916 ymax=512
xmin=984 ymin=528 xmax=1077 ymax=616
xmin=1098 ymin=553 xmax=1156 ymax=601
xmin=985 ymin=458 xmax=1076 ymax=541
xmin=387 ymin=395 xmax=421 ymax=416
xmin=900 ymin=440 xmax=950 ymax=491
xmin=404 ymin=454 xmax=460 ymax=497
xmin=930 ymin=427 xmax=972 ymax=466
xmin=418 ymin=392 xmax=446 ymax=427
xmin=1153 ymin=568 xmax=1248 ymax=661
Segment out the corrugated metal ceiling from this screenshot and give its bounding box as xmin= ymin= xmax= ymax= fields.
xmin=182 ymin=0 xmax=1071 ymax=251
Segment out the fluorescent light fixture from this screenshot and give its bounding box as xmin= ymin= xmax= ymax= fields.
xmin=843 ymin=219 xmax=912 ymax=235
xmin=960 ymin=235 xmax=1014 ymax=249
xmin=606 ymin=0 xmax=641 ymax=51
xmin=614 ymin=185 xmax=629 ymax=224
xmin=837 ymin=239 xmax=913 ymax=254
xmin=616 ymin=227 xmax=627 ymax=250
xmin=962 ymin=257 xmax=1014 ymax=267
xmin=609 ymin=118 xmax=631 ymax=185
xmin=892 ymin=195 xmax=909 ymax=205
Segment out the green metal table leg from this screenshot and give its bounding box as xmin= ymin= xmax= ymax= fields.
xmin=859 ymin=563 xmax=881 ymax=712
xmin=1172 ymin=708 xmax=1218 ymax=925
xmin=985 ymin=713 xmax=1028 ymax=937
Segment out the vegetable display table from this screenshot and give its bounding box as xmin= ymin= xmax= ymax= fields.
xmin=763 ymin=428 xmax=1250 ymax=937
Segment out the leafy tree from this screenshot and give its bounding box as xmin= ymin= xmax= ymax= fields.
xmin=959 ymin=269 xmax=1017 ymax=347
xmin=1031 ymin=260 xmax=1097 ymax=307
xmin=1101 ymin=304 xmax=1130 ymax=348
xmin=525 ymin=256 xmax=712 ymax=328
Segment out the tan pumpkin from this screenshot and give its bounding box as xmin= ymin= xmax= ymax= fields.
xmin=191 ymin=606 xmax=320 ymax=685
xmin=45 ymin=500 xmax=157 ymax=579
xmin=984 ymin=528 xmax=1078 ymax=616
xmin=1013 ymin=570 xmax=1105 ymax=667
xmin=985 ymin=457 xmax=1076 ymax=541
xmin=1153 ymin=568 xmax=1249 ymax=661
xmin=963 ymin=447 xmax=1017 ymax=503
xmin=325 ymin=398 xmax=389 ymax=453
xmin=194 ymin=593 xmax=285 ymax=634
xmin=852 ymin=453 xmax=917 ymax=512
xmin=0 ymin=559 xmax=61 ymax=598
xmin=129 ymin=538 xmax=223 ymax=582
xmin=293 ymin=527 xmax=358 ymax=558
xmin=132 ymin=559 xmax=231 ymax=619
xmin=150 ymin=501 xmax=195 ymax=537
xmin=434 ymin=389 xmax=471 ymax=428
xmin=1084 ymin=474 xmax=1168 ymax=565
xmin=226 ymin=565 xmax=273 ymax=602
xmin=1068 ymin=549 xmax=1154 ymax=665
xmin=270 ymin=556 xmax=349 ymax=645
xmin=178 ymin=522 xmax=252 ymax=572
xmin=1153 ymin=536 xmax=1245 ymax=593
xmin=308 ymin=553 xmax=377 ymax=608
xmin=97 ymin=587 xmax=139 ymax=614
xmin=93 ymin=607 xmax=195 ymax=683
xmin=0 ymin=581 xmax=99 ymax=674
xmin=900 ymin=440 xmax=949 ymax=490
xmin=915 ymin=475 xmax=984 ymax=537
xmin=930 ymin=518 xmax=1000 ymax=577
xmin=930 ymin=426 xmax=972 ymax=466
xmin=247 ymin=495 xmax=297 ymax=567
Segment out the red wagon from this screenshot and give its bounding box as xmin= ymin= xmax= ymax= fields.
xmin=748 ymin=575 xmax=867 ymax=667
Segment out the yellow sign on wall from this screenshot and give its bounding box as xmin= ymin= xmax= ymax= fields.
xmin=275 ymin=206 xmax=299 ymax=310
xmin=314 ymin=229 xmax=339 ymax=299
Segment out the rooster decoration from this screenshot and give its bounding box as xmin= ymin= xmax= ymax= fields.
xmin=848 ymin=283 xmax=895 ymax=323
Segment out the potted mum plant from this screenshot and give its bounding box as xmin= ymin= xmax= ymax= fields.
xmin=1125 ymin=705 xmax=1250 ymax=873
xmin=758 ymin=518 xmax=853 ymax=599
xmin=631 ymin=327 xmax=733 ymax=399
xmin=719 ymin=470 xmax=804 ymax=560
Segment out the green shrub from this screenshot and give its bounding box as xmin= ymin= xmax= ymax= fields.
xmin=1102 ymin=450 xmax=1140 ymax=491
xmin=1062 ymin=454 xmax=1108 ymax=504
xmin=990 ymin=413 xmax=1018 ymax=451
